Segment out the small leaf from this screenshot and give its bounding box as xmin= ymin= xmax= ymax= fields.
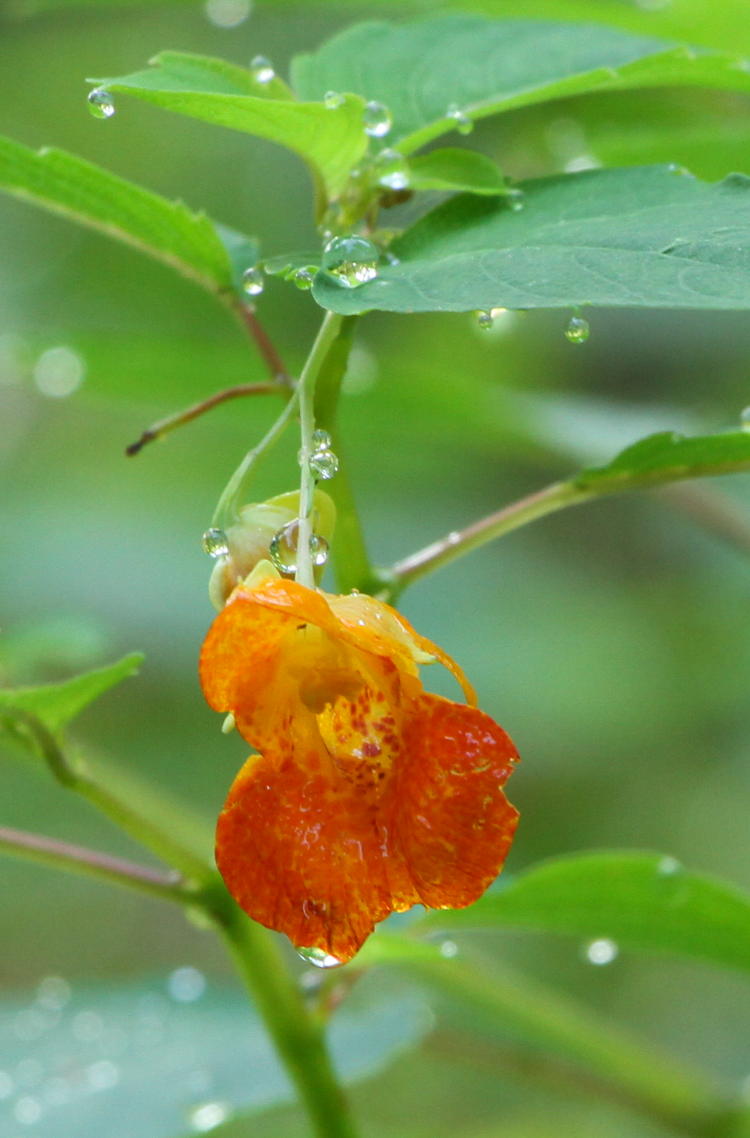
xmin=408 ymin=149 xmax=507 ymax=196
xmin=0 ymin=136 xmax=248 ymax=297
xmin=418 ymin=851 xmax=750 ymax=977
xmin=291 ymin=15 xmax=750 ymax=154
xmin=575 ymin=429 xmax=750 ymax=492
xmin=97 ymin=51 xmax=368 ymax=201
xmin=312 ymin=166 xmax=750 ymax=315
xmin=0 ymin=971 xmax=431 ymax=1138
xmin=0 ymin=653 xmax=143 ymax=735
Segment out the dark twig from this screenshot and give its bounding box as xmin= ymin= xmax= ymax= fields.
xmin=125 ymin=382 xmax=280 ymax=456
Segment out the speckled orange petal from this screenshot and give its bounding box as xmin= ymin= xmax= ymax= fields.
xmin=215 ymin=729 xmax=415 ymax=963
xmin=388 ymin=693 xmax=519 ymax=909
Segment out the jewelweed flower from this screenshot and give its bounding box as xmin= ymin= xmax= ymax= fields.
xmin=200 ymin=563 xmax=519 ymax=964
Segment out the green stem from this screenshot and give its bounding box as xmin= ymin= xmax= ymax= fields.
xmin=389 ymin=479 xmax=585 ymax=597
xmin=5 ymin=708 xmax=212 ymax=882
xmin=212 ymin=388 xmax=300 ymax=529
xmin=0 ymin=823 xmax=188 ymax=905
xmin=311 ymin=315 xmax=376 ymax=594
xmin=220 ymin=908 xmax=360 ymax=1138
xmin=295 ymin=311 xmax=344 ymax=588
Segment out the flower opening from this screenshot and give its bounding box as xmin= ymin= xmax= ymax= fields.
xmin=200 ymin=567 xmax=519 ymax=963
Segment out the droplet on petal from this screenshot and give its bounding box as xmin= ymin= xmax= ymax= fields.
xmin=296 ymin=946 xmax=343 ymax=969
xmin=202 ymin=529 xmax=230 ymax=558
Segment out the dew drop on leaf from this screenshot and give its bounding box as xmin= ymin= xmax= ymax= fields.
xmin=296 ymin=946 xmax=343 ymax=969
xmin=249 ymin=55 xmax=275 ymax=84
xmin=565 ymin=315 xmax=590 ymax=345
xmin=292 ymin=267 xmax=316 ymax=290
xmin=322 ymin=235 xmax=379 ymax=289
xmin=476 ymin=310 xmax=494 ymax=331
xmin=241 ymin=266 xmax=264 ymax=297
xmin=363 ymin=100 xmax=392 ymax=139
xmin=375 ymin=148 xmax=410 ymax=191
xmin=583 ymin=937 xmax=619 ymax=966
xmin=446 ymin=103 xmax=473 ymax=135
xmin=87 ymin=88 xmax=115 ymax=120
xmin=324 ymin=90 xmax=345 ymax=110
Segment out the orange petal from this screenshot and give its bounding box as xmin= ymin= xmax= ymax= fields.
xmin=388 ymin=694 xmax=519 ymax=909
xmin=215 ymin=733 xmax=414 ymax=964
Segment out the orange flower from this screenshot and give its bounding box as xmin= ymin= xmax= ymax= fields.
xmin=200 ymin=565 xmax=519 ymax=964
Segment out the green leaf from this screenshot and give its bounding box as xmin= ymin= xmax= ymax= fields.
xmin=0 ymin=971 xmax=431 ymax=1138
xmin=96 ymin=52 xmax=368 ymax=201
xmin=312 ymin=166 xmax=750 ymax=315
xmin=419 ymin=851 xmax=750 ymax=977
xmin=291 ymin=15 xmax=750 ymax=155
xmin=0 ymin=136 xmax=247 ymax=297
xmin=575 ymin=428 xmax=750 ymax=492
xmin=408 ymin=148 xmax=507 ymax=196
xmin=0 ymin=653 xmax=143 ymax=735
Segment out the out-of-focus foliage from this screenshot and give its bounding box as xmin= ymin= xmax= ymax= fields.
xmin=1 ymin=3 xmax=750 ymax=1138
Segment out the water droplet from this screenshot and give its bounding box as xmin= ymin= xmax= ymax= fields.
xmin=204 ymin=0 xmax=251 ymax=26
xmin=33 ymin=345 xmax=85 ymax=398
xmin=476 ymin=310 xmax=494 ymax=331
xmin=14 ymin=1095 xmax=42 ymax=1125
xmin=296 ymin=946 xmax=343 ymax=969
xmin=167 ymin=966 xmax=207 ymax=1003
xmin=88 ymin=88 xmax=115 ymax=119
xmin=375 ymin=148 xmax=410 ymax=191
xmin=583 ymin=937 xmax=619 ymax=966
xmin=507 ymin=188 xmax=525 ymax=212
xmin=565 ymin=314 xmax=590 ymax=344
xmin=324 ymin=90 xmax=344 ymax=110
xmin=656 ymin=855 xmax=682 ymax=876
xmin=201 ymin=528 xmax=229 ymax=558
xmin=446 ymin=103 xmax=473 ymax=135
xmin=362 ymin=100 xmax=392 ymax=138
xmin=292 ymin=267 xmax=316 ymax=290
xmin=322 ymin=235 xmax=379 ymax=289
xmin=86 ymin=1059 xmax=120 ymax=1091
xmin=740 ymin=406 xmax=750 ymax=431
xmin=309 ymin=449 xmax=339 ymax=480
xmin=439 ymin=939 xmax=459 ymax=958
xmin=241 ymin=266 xmax=264 ymax=297
xmin=250 ymin=54 xmax=274 ymax=84
xmin=311 ymin=428 xmax=332 ymax=452
xmin=269 ymin=521 xmax=329 ymax=576
xmin=188 ymin=1100 xmax=233 ymax=1132
xmin=35 ymin=976 xmax=71 ymax=1011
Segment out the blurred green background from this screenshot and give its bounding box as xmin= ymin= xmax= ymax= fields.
xmin=1 ymin=2 xmax=750 ymax=1136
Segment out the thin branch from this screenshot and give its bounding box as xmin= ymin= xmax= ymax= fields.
xmin=236 ymin=301 xmax=291 ymax=384
xmin=0 ymin=824 xmax=187 ymax=905
xmin=125 ymin=382 xmax=280 ymax=456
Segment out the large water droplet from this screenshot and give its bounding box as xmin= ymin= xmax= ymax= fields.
xmin=311 ymin=428 xmax=332 ymax=453
xmin=292 ymin=267 xmax=316 ymax=290
xmin=375 ymin=148 xmax=410 ymax=191
xmin=565 ymin=314 xmax=590 ymax=344
xmin=188 ymin=1100 xmax=232 ymax=1132
xmin=249 ymin=55 xmax=274 ymax=84
xmin=309 ymin=449 xmax=339 ymax=480
xmin=241 ymin=266 xmax=264 ymax=297
xmin=476 ymin=310 xmax=494 ymax=331
xmin=322 ymin=235 xmax=379 ymax=289
xmin=201 ymin=528 xmax=229 ymax=558
xmin=269 ymin=521 xmax=329 ymax=576
xmin=88 ymin=88 xmax=115 ymax=119
xmin=296 ymin=946 xmax=343 ymax=969
xmin=204 ymin=0 xmax=251 ymax=27
xmin=446 ymin=103 xmax=473 ymax=135
xmin=167 ymin=966 xmax=207 ymax=1004
xmin=362 ymin=101 xmax=392 ymax=138
xmin=583 ymin=937 xmax=619 ymax=966
xmin=324 ymin=90 xmax=344 ymax=110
